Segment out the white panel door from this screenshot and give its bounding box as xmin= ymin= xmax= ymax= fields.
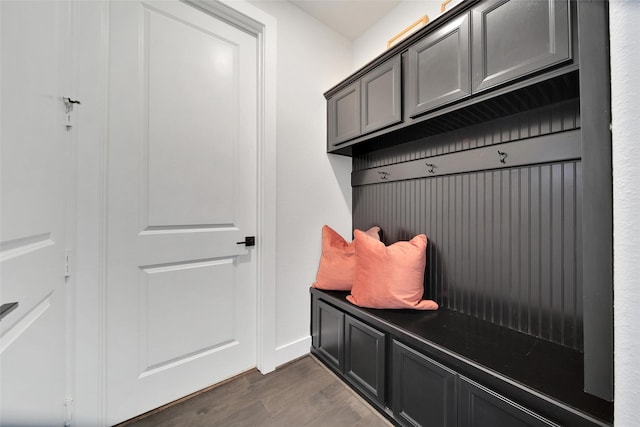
xmin=106 ymin=1 xmax=258 ymax=423
xmin=0 ymin=1 xmax=71 ymax=425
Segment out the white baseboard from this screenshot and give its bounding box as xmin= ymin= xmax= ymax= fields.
xmin=274 ymin=336 xmax=311 ymax=368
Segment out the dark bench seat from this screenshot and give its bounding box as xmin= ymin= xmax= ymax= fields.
xmin=310 ymin=288 xmax=613 ymax=426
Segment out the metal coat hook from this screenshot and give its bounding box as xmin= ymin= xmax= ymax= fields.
xmin=63 ymin=97 xmax=82 ymax=129
xmin=426 ymin=163 xmax=436 ymax=174
xmin=498 ymin=150 xmax=507 ymax=164
xmin=63 ymin=97 xmax=81 ymax=114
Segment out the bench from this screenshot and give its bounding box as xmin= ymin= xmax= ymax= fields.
xmin=310 ymin=287 xmax=612 ymax=426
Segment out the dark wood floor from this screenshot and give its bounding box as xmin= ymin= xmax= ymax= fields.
xmin=118 ymin=355 xmax=392 ymax=427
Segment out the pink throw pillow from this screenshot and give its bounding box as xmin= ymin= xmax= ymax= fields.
xmin=312 ymin=225 xmax=380 ymax=291
xmin=347 ymin=230 xmax=438 ymax=310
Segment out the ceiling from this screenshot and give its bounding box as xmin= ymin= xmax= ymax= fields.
xmin=289 ymin=0 xmax=402 ymax=40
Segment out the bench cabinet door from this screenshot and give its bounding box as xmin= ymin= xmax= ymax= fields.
xmin=459 ymin=377 xmax=560 ymax=427
xmin=392 ymin=341 xmax=457 ymax=427
xmin=344 ymin=315 xmax=386 ymax=404
xmin=314 ymin=300 xmax=345 ymax=372
xmin=472 ymin=0 xmax=571 ymax=92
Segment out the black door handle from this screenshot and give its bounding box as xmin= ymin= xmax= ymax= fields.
xmin=0 ymin=302 xmax=19 ymax=322
xmin=236 ymin=236 xmax=256 ymax=247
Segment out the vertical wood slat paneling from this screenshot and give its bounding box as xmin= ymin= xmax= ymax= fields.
xmin=353 ymin=161 xmax=583 ymax=350
xmin=352 ymin=98 xmax=580 ymax=172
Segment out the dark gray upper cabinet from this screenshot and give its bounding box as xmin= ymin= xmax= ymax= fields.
xmin=327 ymin=56 xmax=401 ymax=151
xmin=361 ymin=55 xmax=402 ymax=134
xmin=325 ymin=0 xmax=577 ymax=155
xmin=327 ymin=81 xmax=361 ymax=149
xmin=406 ymin=12 xmax=471 ymax=118
xmin=472 ymin=0 xmax=571 ymax=92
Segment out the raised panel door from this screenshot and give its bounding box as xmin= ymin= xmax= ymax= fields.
xmin=392 ymin=341 xmax=457 ymax=427
xmin=316 ymin=300 xmax=344 ymax=372
xmin=406 ymin=12 xmax=471 ymax=117
xmin=459 ymin=377 xmax=559 ymax=427
xmin=105 ymin=2 xmax=258 ymax=423
xmin=0 ymin=2 xmax=71 ymax=424
xmin=361 ymin=55 xmax=402 ymax=134
xmin=472 ymin=0 xmax=571 ymax=92
xmin=344 ymin=315 xmax=386 ymax=404
xmin=328 ymin=81 xmax=361 ymax=149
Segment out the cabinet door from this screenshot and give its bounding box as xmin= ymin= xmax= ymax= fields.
xmin=327 ymin=81 xmax=361 ymax=149
xmin=361 ymin=55 xmax=402 ymax=134
xmin=406 ymin=12 xmax=470 ymax=118
xmin=472 ymin=0 xmax=571 ymax=92
xmin=344 ymin=316 xmax=386 ymax=404
xmin=459 ymin=377 xmax=559 ymax=427
xmin=315 ymin=300 xmax=344 ymax=372
xmin=392 ymin=341 xmax=457 ymax=427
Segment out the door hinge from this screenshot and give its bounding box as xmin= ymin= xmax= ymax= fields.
xmin=64 ymin=251 xmax=71 ymax=278
xmin=64 ymin=397 xmax=73 ymax=426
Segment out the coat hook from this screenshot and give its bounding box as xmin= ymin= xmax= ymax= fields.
xmin=425 ymin=163 xmax=436 ymax=174
xmin=63 ymin=97 xmax=82 ymax=114
xmin=497 ymin=150 xmax=507 ymax=164
xmin=63 ymin=97 xmax=82 ymax=128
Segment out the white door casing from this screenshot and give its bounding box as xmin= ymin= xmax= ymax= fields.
xmin=0 ymin=0 xmax=71 ymax=425
xmin=105 ymin=1 xmax=258 ymax=423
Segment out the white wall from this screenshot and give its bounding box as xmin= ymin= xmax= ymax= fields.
xmin=247 ymin=0 xmax=353 ymax=366
xmin=610 ymin=1 xmax=640 ymax=424
xmin=352 ymin=0 xmax=463 ymax=70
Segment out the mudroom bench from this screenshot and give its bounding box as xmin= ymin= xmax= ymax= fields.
xmin=310 ymin=287 xmax=613 ymax=427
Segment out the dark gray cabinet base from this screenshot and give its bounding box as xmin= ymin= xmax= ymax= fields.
xmin=459 ymin=378 xmax=558 ymax=427
xmin=344 ymin=315 xmax=386 ymax=404
xmin=313 ymin=299 xmax=344 ymax=372
xmin=310 ymin=288 xmax=612 ymax=427
xmin=393 ymin=341 xmax=457 ymax=427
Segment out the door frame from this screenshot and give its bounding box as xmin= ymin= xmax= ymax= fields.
xmin=73 ymin=1 xmax=277 ymax=424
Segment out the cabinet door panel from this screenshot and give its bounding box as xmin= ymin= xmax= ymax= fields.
xmin=328 ymin=82 xmax=361 ymax=148
xmin=344 ymin=316 xmax=386 ymax=404
xmin=406 ymin=12 xmax=470 ymax=117
xmin=459 ymin=377 xmax=559 ymax=427
xmin=392 ymin=341 xmax=457 ymax=427
xmin=361 ymin=55 xmax=402 ymax=134
xmin=472 ymin=0 xmax=571 ymax=91
xmin=316 ymin=300 xmax=344 ymax=372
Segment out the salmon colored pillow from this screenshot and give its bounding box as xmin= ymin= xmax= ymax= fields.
xmin=312 ymin=225 xmax=380 ymax=291
xmin=347 ymin=230 xmax=438 ymax=310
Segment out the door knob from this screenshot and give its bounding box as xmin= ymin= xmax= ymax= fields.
xmin=236 ymin=236 xmax=256 ymax=247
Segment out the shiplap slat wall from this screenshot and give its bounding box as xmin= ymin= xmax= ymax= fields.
xmin=353 ymin=99 xmax=580 ymax=170
xmin=352 ymin=99 xmax=583 ymax=350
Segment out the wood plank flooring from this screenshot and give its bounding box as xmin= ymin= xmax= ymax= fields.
xmin=117 ymin=355 xmax=393 ymax=427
